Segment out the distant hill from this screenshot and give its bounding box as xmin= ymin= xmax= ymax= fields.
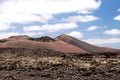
xmin=0 ymin=34 xmax=120 ymax=54
xmin=56 ymin=34 xmax=120 ymax=53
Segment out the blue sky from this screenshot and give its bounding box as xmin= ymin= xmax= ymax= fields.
xmin=0 ymin=0 xmax=120 ymax=49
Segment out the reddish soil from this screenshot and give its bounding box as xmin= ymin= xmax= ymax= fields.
xmin=56 ymin=34 xmax=120 ymax=53
xmin=0 ymin=34 xmax=120 ymax=54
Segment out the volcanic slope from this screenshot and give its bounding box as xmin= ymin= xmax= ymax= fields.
xmin=0 ymin=35 xmax=120 ymax=54
xmin=56 ymin=34 xmax=120 ymax=53
xmin=0 ymin=35 xmax=87 ymax=53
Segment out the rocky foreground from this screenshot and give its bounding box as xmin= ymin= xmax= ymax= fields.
xmin=0 ymin=48 xmax=120 ymax=80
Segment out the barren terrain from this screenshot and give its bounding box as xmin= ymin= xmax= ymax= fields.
xmin=0 ymin=48 xmax=119 ymax=80
xmin=0 ymin=35 xmax=120 ymax=80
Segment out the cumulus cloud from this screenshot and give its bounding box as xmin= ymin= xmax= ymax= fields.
xmin=23 ymin=23 xmax=78 ymax=32
xmin=114 ymin=8 xmax=120 ymax=21
xmin=67 ymin=31 xmax=83 ymax=38
xmin=0 ymin=0 xmax=102 ymax=37
xmin=0 ymin=32 xmax=43 ymax=39
xmin=0 ymin=23 xmax=11 ymax=30
xmin=87 ymin=25 xmax=98 ymax=31
xmin=0 ymin=14 xmax=53 ymax=24
xmin=0 ymin=0 xmax=101 ymax=25
xmin=0 ymin=32 xmax=19 ymax=39
xmin=0 ymin=0 xmax=101 ymax=14
xmin=85 ymin=38 xmax=120 ymax=44
xmin=114 ymin=15 xmax=120 ymax=21
xmin=21 ymin=32 xmax=43 ymax=36
xmin=104 ymin=29 xmax=120 ymax=35
xmin=62 ymin=15 xmax=100 ymax=23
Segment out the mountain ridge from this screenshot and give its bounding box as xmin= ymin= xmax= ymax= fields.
xmin=56 ymin=34 xmax=120 ymax=53
xmin=0 ymin=34 xmax=120 ymax=54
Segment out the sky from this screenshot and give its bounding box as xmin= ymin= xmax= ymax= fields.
xmin=0 ymin=0 xmax=120 ymax=49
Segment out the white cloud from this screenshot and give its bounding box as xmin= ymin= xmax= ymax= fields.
xmin=0 ymin=14 xmax=53 ymax=24
xmin=0 ymin=23 xmax=11 ymax=30
xmin=0 ymin=0 xmax=101 ymax=25
xmin=114 ymin=15 xmax=120 ymax=21
xmin=23 ymin=23 xmax=78 ymax=32
xmin=21 ymin=32 xmax=43 ymax=36
xmin=0 ymin=0 xmax=102 ymax=37
xmin=0 ymin=0 xmax=101 ymax=14
xmin=85 ymin=38 xmax=120 ymax=44
xmin=87 ymin=25 xmax=98 ymax=31
xmin=0 ymin=32 xmax=44 ymax=39
xmin=104 ymin=29 xmax=120 ymax=35
xmin=67 ymin=31 xmax=83 ymax=38
xmin=113 ymin=8 xmax=120 ymax=21
xmin=62 ymin=15 xmax=100 ymax=23
xmin=0 ymin=32 xmax=19 ymax=39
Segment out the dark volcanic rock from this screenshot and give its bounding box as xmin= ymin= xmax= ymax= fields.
xmin=0 ymin=40 xmax=7 ymax=43
xmin=0 ymin=48 xmax=119 ymax=80
xmin=28 ymin=36 xmax=56 ymax=42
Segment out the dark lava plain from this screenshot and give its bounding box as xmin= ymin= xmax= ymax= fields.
xmin=0 ymin=48 xmax=119 ymax=80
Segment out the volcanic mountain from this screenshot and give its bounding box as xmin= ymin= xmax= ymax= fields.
xmin=56 ymin=34 xmax=120 ymax=53
xmin=0 ymin=35 xmax=87 ymax=53
xmin=0 ymin=34 xmax=120 ymax=54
